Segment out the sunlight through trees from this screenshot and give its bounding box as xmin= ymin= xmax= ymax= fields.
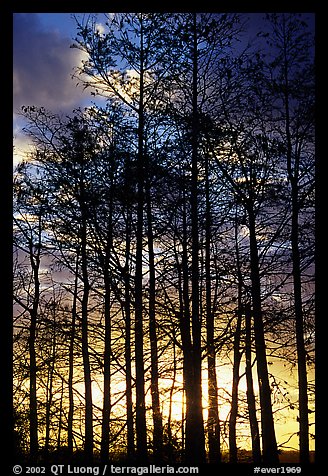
xmin=13 ymin=13 xmax=315 ymax=466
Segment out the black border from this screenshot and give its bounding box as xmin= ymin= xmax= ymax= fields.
xmin=4 ymin=2 xmax=324 ymax=474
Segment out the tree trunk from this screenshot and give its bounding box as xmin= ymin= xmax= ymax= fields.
xmin=284 ymin=62 xmax=309 ymax=463
xmin=247 ymin=206 xmax=279 ymax=464
xmin=245 ymin=304 xmax=262 ymax=464
xmin=57 ymin=378 xmax=64 ymax=451
xmin=229 ymin=308 xmax=242 ymax=463
xmin=29 ymin=306 xmax=38 ymax=461
xmin=100 ymin=269 xmax=112 ymax=462
xmin=101 ymin=168 xmax=114 ymax=463
xmin=205 ymin=151 xmax=220 ymax=464
xmin=183 ymin=13 xmax=206 ymax=465
xmin=291 ymin=194 xmax=309 ymax=464
xmin=68 ymin=258 xmax=79 ymax=455
xmin=45 ymin=310 xmax=56 ymax=459
xmin=134 ymin=15 xmax=148 ymax=462
xmin=29 ymin=223 xmax=41 ymax=461
xmin=174 ymin=221 xmax=189 ymax=462
xmin=124 ymin=206 xmax=135 ymax=460
xmin=179 ymin=186 xmax=194 ymax=462
xmin=167 ymin=336 xmax=177 ymax=463
xmin=229 ymin=216 xmax=243 ymax=463
xmin=80 ymin=211 xmax=93 ymax=462
xmin=145 ymin=176 xmax=163 ymax=461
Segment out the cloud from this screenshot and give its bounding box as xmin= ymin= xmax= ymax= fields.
xmin=13 ymin=13 xmax=87 ymax=114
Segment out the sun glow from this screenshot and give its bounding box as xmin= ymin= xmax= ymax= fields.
xmin=68 ymin=354 xmax=315 ymax=454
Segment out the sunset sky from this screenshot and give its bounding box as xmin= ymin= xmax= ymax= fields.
xmin=13 ymin=13 xmax=86 ymax=113
xmin=13 ymin=12 xmax=315 ymax=157
xmin=13 ymin=13 xmax=93 ymax=165
xmin=12 ymin=12 xmax=253 ymax=164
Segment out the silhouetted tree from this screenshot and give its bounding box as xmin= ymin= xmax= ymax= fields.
xmin=12 ymin=13 xmax=315 ymax=465
xmin=261 ymin=13 xmax=315 ymax=463
xmin=13 ymin=160 xmax=46 ymax=461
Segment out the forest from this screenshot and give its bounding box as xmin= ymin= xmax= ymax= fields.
xmin=13 ymin=13 xmax=315 ymax=467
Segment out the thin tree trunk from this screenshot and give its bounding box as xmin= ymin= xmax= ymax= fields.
xmin=184 ymin=12 xmax=206 ymax=465
xmin=145 ymin=177 xmax=163 ymax=461
xmin=44 ymin=364 xmax=52 ymax=458
xmin=179 ymin=184 xmax=194 ymax=463
xmin=80 ymin=209 xmax=93 ymax=462
xmin=45 ymin=310 xmax=56 ymax=459
xmin=57 ymin=378 xmax=64 ymax=451
xmin=167 ymin=337 xmax=177 ymax=463
xmin=245 ymin=304 xmax=262 ymax=464
xmin=229 ymin=213 xmax=244 ymax=463
xmin=100 ymin=269 xmax=112 ymax=462
xmin=181 ymin=389 xmax=185 ymax=459
xmin=29 ymin=306 xmax=38 ymax=461
xmin=229 ymin=308 xmax=242 ymax=463
xmin=101 ymin=168 xmax=114 ymax=463
xmin=283 ymin=45 xmax=309 ymax=462
xmin=175 ymin=223 xmax=188 ymax=462
xmin=291 ymin=198 xmax=309 ymax=464
xmin=28 ymin=219 xmax=41 ymax=461
xmin=247 ymin=206 xmax=279 ymax=464
xmin=124 ymin=206 xmax=135 ymax=460
xmin=205 ymin=151 xmax=220 ymax=464
xmin=68 ymin=256 xmax=79 ymax=455
xmin=134 ymin=15 xmax=148 ymax=462
xmin=174 ymin=185 xmax=193 ymax=461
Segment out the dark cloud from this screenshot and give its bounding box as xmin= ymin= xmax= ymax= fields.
xmin=13 ymin=13 xmax=86 ymax=114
